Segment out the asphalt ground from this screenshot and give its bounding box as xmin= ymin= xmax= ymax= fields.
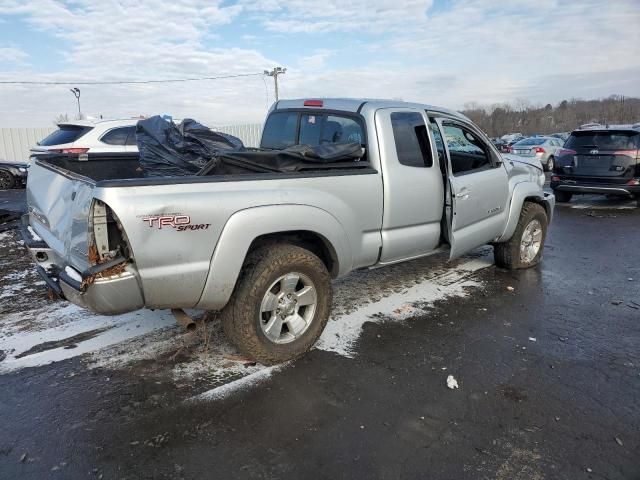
xmin=0 ymin=187 xmax=638 ymax=480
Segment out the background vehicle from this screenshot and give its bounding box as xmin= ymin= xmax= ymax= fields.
xmin=31 ymin=118 xmax=139 ymax=157
xmin=510 ymin=136 xmax=563 ymax=171
xmin=498 ymin=133 xmax=525 ymax=153
xmin=551 ymin=123 xmax=640 ymax=204
xmin=22 ymin=98 xmax=554 ymax=365
xmin=0 ymin=162 xmax=28 ymax=189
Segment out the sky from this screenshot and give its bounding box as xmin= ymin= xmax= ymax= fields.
xmin=0 ymin=0 xmax=639 ymax=127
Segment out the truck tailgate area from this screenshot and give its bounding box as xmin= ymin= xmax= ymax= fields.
xmin=26 ymin=161 xmax=95 ymax=273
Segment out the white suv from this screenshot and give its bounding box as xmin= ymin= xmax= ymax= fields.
xmin=31 ymin=118 xmax=141 ymax=156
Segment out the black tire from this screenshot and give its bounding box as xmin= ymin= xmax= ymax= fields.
xmin=545 ymin=156 xmax=554 ymax=172
xmin=494 ymin=202 xmax=548 ymax=270
xmin=554 ymin=190 xmax=572 ymax=203
xmin=0 ymin=170 xmax=16 ymax=190
xmin=221 ymin=244 xmax=332 ymax=365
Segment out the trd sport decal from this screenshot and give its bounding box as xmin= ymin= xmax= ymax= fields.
xmin=141 ymin=215 xmax=211 ymax=231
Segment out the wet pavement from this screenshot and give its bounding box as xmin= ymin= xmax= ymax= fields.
xmin=0 ymin=188 xmax=639 ymax=479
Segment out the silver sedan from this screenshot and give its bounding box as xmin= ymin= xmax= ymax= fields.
xmin=509 ymin=136 xmax=563 ymax=171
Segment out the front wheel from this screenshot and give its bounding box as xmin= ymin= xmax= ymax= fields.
xmin=221 ymin=244 xmax=332 ymax=365
xmin=494 ymin=202 xmax=548 ymax=269
xmin=0 ymin=170 xmax=16 ymax=190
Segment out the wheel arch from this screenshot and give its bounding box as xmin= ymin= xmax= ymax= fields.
xmin=497 ymin=183 xmax=551 ymax=242
xmin=196 ymin=204 xmax=351 ymax=310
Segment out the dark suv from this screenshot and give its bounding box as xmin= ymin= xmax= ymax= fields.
xmin=550 ymin=124 xmax=640 ymax=205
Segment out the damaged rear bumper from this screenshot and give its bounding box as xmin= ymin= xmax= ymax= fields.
xmin=21 ymin=215 xmax=144 ymax=315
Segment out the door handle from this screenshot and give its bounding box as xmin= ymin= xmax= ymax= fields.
xmin=455 ymin=189 xmax=470 ymax=199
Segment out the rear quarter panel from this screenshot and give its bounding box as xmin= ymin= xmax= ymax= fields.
xmin=97 ymin=172 xmax=383 ymax=309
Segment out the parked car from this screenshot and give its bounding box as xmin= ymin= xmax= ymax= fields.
xmin=31 ymin=118 xmax=140 ymax=157
xmin=551 ymin=123 xmax=640 ymax=204
xmin=549 ymin=132 xmax=570 ymax=141
xmin=498 ymin=134 xmax=526 ymax=153
xmin=510 ymin=136 xmax=564 ymax=171
xmin=0 ymin=162 xmax=28 ymax=189
xmin=21 ymin=98 xmax=554 ymax=365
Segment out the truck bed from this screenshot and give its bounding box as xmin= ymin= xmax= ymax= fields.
xmin=37 ymin=150 xmax=372 ymax=185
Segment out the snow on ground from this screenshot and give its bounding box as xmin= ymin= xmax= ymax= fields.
xmin=315 ymin=256 xmax=491 ymax=358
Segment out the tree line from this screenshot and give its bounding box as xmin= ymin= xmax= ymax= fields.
xmin=461 ymin=95 xmax=640 ymax=138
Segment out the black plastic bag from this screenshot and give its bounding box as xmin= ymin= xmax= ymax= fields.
xmin=136 ymin=116 xmax=244 ymax=177
xmin=280 ymin=142 xmax=363 ymax=162
xmin=198 ymin=142 xmax=365 ymax=175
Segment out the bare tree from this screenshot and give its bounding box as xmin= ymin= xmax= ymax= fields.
xmin=461 ymin=95 xmax=640 ymax=137
xmin=53 ymin=113 xmax=69 ymax=126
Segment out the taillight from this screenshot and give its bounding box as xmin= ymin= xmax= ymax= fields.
xmin=534 ymin=147 xmax=546 ymax=154
xmin=626 ymin=178 xmax=640 ymax=186
xmin=613 ymin=150 xmax=638 ymax=157
xmin=62 ymin=147 xmax=90 ymax=154
xmin=551 ymin=176 xmax=560 ymax=182
xmin=557 ymin=148 xmax=576 ymax=156
xmin=303 ymin=99 xmax=323 ymax=107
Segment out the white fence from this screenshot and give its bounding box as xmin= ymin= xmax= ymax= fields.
xmin=0 ymin=127 xmax=55 ymax=163
xmin=0 ymin=123 xmax=263 ymax=163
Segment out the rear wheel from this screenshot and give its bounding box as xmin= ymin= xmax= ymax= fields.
xmin=494 ymin=202 xmax=548 ymax=270
xmin=221 ymin=244 xmax=332 ymax=365
xmin=0 ymin=170 xmax=15 ymax=190
xmin=554 ymin=190 xmax=572 ymax=203
xmin=546 ymin=156 xmax=554 ymax=172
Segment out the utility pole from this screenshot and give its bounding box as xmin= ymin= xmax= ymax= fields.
xmin=263 ymin=67 xmax=286 ymax=101
xmin=70 ymin=87 xmax=81 ymax=119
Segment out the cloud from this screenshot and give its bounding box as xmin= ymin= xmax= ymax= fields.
xmin=0 ymin=45 xmax=29 ymax=66
xmin=0 ymin=0 xmax=639 ymax=127
xmin=296 ymin=49 xmax=333 ymax=70
xmin=0 ymin=0 xmax=277 ymax=126
xmin=244 ymin=0 xmax=434 ymax=32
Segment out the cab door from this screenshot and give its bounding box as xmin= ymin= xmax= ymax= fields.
xmin=430 ymin=117 xmax=510 ymax=259
xmin=375 ymin=108 xmax=444 ymax=264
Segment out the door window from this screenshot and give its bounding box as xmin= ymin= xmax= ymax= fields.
xmin=442 ymin=123 xmax=492 ymax=175
xmin=125 ymin=127 xmax=137 ymax=146
xmin=390 ymin=112 xmax=433 ymax=168
xmin=101 ymin=127 xmax=133 ymax=146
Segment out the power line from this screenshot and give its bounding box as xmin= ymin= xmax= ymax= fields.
xmin=0 ymin=72 xmax=264 ymax=86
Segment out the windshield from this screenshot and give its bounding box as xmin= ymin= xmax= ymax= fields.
xmin=38 ymin=125 xmax=92 ymax=146
xmin=565 ymin=131 xmax=640 ymax=150
xmin=514 ymin=138 xmax=545 ymax=146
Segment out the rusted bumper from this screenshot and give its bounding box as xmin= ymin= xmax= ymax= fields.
xmin=21 ymin=215 xmax=144 ymax=315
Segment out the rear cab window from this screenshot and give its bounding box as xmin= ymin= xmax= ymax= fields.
xmin=260 ymin=111 xmax=365 ymax=150
xmin=39 ymin=126 xmax=92 ymax=146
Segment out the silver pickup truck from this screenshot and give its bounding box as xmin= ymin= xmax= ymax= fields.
xmin=22 ymin=98 xmax=554 ymax=364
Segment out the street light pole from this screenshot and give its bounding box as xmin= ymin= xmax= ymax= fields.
xmin=70 ymin=87 xmax=81 ymax=119
xmin=263 ymin=67 xmax=286 ymax=101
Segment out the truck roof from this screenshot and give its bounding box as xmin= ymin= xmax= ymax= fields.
xmin=274 ymin=98 xmax=470 ymax=122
